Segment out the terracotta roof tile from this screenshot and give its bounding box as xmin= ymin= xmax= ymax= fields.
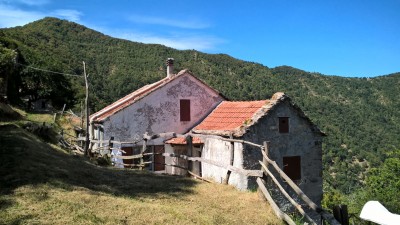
xmin=192 ymin=92 xmax=325 ymax=137
xmin=165 ymin=137 xmax=203 ymax=145
xmin=194 ymin=100 xmax=268 ymax=132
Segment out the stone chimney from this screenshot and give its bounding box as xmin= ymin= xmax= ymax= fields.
xmin=166 ymin=58 xmax=174 ymax=78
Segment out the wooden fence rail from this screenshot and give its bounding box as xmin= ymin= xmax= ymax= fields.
xmin=162 ymin=153 xmax=263 ymax=177
xmin=256 ymin=177 xmax=296 ymax=225
xmin=259 ymin=161 xmax=317 ymax=225
xmin=259 ymin=142 xmax=341 ymax=225
xmin=260 ymin=148 xmax=321 ymax=212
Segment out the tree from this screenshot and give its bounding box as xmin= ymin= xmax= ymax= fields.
xmin=0 ymin=43 xmax=20 ymax=103
xmin=19 ymin=66 xmax=75 ymax=108
xmin=364 ymin=150 xmax=400 ymax=213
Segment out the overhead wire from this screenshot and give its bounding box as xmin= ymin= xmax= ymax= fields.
xmin=15 ymin=62 xmax=83 ymax=78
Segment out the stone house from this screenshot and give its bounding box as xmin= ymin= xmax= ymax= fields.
xmin=89 ymin=59 xmax=225 ymax=168
xmin=188 ymin=92 xmax=325 ymax=205
xmin=90 ymin=59 xmax=324 ymax=206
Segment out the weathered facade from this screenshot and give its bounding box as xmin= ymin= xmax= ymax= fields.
xmin=190 ymin=92 xmax=325 ymax=206
xmin=89 ymin=60 xmax=225 ymax=167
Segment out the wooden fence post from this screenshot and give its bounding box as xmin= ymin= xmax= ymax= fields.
xmin=333 ymin=205 xmax=349 ymax=225
xmin=151 ymin=145 xmax=155 ymax=171
xmin=186 ymin=135 xmax=193 ymax=174
xmin=225 ymin=134 xmax=235 ymax=184
xmin=61 ymin=104 xmax=66 ymax=115
xmin=108 ymin=137 xmax=114 ymax=155
xmin=141 ymin=133 xmax=148 ymax=170
xmin=262 ymin=141 xmax=270 ymax=176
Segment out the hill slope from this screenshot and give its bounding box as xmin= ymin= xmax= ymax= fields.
xmin=0 ymin=123 xmax=279 ymax=224
xmin=1 ymin=17 xmax=400 ymax=193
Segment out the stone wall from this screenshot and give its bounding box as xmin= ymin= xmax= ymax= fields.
xmin=242 ymin=99 xmax=323 ymax=206
xmin=200 ymin=137 xmax=249 ymax=190
xmin=98 ymin=73 xmax=224 ymax=145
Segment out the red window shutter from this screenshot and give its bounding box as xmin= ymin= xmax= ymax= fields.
xmin=279 ymin=117 xmax=289 ymax=133
xmin=180 ymin=99 xmax=191 ymax=121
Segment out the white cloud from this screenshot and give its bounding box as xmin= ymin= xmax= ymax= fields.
xmin=0 ymin=4 xmax=44 ymax=27
xmin=100 ymin=28 xmax=224 ymax=51
xmin=16 ymin=0 xmax=50 ymax=6
xmin=0 ymin=1 xmax=222 ymax=52
xmin=127 ymin=15 xmax=210 ymax=29
xmin=52 ymin=9 xmax=82 ymax=22
xmin=0 ymin=3 xmax=82 ymax=28
xmin=133 ymin=35 xmax=222 ymax=51
xmin=119 ymin=15 xmax=220 ymax=50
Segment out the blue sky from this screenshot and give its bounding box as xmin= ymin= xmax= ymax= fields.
xmin=0 ymin=0 xmax=399 ymax=77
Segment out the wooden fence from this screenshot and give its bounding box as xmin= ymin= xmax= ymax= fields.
xmin=258 ymin=142 xmax=340 ymax=225
xmin=89 ymin=134 xmax=340 ymax=225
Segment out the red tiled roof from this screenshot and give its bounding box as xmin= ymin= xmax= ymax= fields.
xmin=192 ymin=92 xmax=325 ymax=137
xmin=165 ymin=137 xmax=203 ymax=145
xmin=194 ymin=100 xmax=269 ymax=131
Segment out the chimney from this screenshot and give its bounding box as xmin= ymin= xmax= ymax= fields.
xmin=166 ymin=58 xmax=174 ymax=78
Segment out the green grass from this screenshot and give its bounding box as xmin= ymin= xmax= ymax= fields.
xmin=25 ymin=112 xmax=55 ymax=124
xmin=0 ymin=123 xmax=282 ymax=224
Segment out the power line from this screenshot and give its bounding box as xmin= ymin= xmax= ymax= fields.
xmin=15 ymin=62 xmax=83 ymax=78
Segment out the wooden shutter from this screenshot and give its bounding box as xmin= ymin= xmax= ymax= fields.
xmin=180 ymin=99 xmax=191 ymax=121
xmin=279 ymin=117 xmax=289 ymax=133
xmin=283 ymin=156 xmax=301 ymax=181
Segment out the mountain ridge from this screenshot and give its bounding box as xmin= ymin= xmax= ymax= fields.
xmin=10 ymin=17 xmax=399 ymax=77
xmin=1 ymin=17 xmax=400 ymax=195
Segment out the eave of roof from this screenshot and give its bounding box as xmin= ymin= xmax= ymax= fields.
xmin=165 ymin=137 xmax=203 ymax=145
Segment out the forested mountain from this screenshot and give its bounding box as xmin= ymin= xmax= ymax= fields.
xmin=1 ymin=17 xmax=399 ymax=211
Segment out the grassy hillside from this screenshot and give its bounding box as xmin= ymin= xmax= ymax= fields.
xmin=1 ymin=17 xmax=400 ymax=195
xmin=0 ymin=122 xmax=280 ymax=224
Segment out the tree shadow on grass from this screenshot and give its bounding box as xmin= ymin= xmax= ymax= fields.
xmin=0 ymin=124 xmax=198 ymax=198
xmin=7 ymin=215 xmax=35 ymax=225
xmin=0 ymin=198 xmax=14 ymax=210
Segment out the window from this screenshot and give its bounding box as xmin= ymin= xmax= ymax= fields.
xmin=279 ymin=117 xmax=289 ymax=133
xmin=180 ymin=99 xmax=191 ymax=121
xmin=283 ymin=156 xmax=301 ymax=181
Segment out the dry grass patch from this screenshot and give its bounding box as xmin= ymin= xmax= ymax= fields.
xmin=1 ymin=182 xmax=280 ymax=225
xmin=0 ymin=124 xmax=281 ymax=224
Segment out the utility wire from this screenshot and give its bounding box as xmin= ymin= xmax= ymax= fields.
xmin=15 ymin=62 xmax=83 ymax=78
